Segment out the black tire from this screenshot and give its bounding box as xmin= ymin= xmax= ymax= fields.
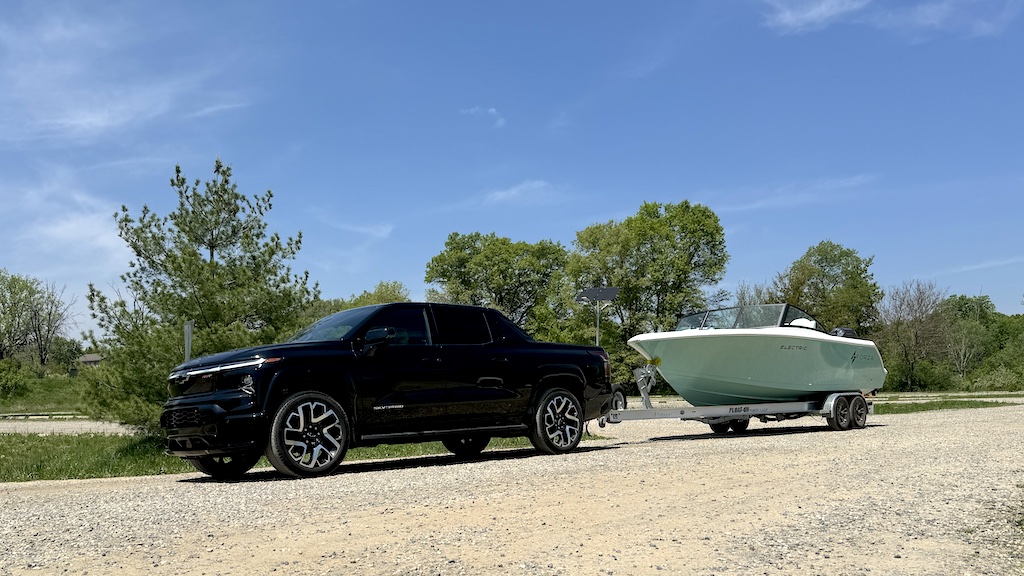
xmin=611 ymin=388 xmax=627 ymax=411
xmin=826 ymin=396 xmax=852 ymax=431
xmin=709 ymin=422 xmax=731 ymax=434
xmin=442 ymin=436 xmax=491 ymax=457
xmin=729 ymin=418 xmax=750 ymax=433
xmin=266 ymin=391 xmax=350 ymax=478
xmin=188 ymin=452 xmax=262 ymax=479
xmin=849 ymin=395 xmax=868 ymax=429
xmin=528 ymin=388 xmax=584 ymax=454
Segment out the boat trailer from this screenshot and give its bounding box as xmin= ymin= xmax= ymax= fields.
xmin=599 ymin=365 xmax=874 ymax=432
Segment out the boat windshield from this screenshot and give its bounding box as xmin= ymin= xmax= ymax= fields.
xmin=675 ymin=304 xmax=824 ymax=331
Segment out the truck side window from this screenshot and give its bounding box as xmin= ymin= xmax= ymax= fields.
xmin=367 ymin=308 xmax=430 ymax=346
xmin=432 ymin=307 xmax=492 ymax=345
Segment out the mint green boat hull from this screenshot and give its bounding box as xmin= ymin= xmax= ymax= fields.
xmin=628 ymin=328 xmax=886 ymax=406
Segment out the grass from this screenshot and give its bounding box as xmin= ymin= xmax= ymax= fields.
xmin=0 ymin=434 xmax=196 ymax=481
xmin=0 ymin=375 xmax=89 ymax=414
xmin=0 ymin=434 xmax=542 ymax=483
xmin=873 ymin=399 xmax=1016 ymax=415
xmin=0 ymin=390 xmax=1017 ymax=483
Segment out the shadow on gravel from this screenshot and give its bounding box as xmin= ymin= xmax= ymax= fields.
xmin=647 ymin=422 xmax=886 ymax=443
xmin=179 ymin=444 xmax=618 ymax=484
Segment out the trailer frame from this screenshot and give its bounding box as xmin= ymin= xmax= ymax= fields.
xmin=598 ymin=365 xmax=874 ymax=432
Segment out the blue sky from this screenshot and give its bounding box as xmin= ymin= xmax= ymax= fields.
xmin=1 ymin=0 xmax=1022 ymax=338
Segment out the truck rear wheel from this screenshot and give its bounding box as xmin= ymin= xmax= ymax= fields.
xmin=528 ymin=388 xmax=583 ymax=454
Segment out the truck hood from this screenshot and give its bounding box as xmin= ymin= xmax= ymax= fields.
xmin=170 ymin=341 xmax=318 ymax=373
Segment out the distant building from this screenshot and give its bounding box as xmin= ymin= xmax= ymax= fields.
xmin=77 ymin=354 xmax=103 ymax=366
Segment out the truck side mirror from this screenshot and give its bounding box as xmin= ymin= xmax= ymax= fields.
xmin=362 ymin=327 xmax=396 ymax=355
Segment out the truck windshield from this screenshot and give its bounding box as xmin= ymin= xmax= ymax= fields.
xmin=288 ymin=305 xmax=382 ymax=342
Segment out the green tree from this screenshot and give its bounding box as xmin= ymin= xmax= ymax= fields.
xmin=28 ymin=281 xmax=76 ymax=366
xmin=971 ymin=312 xmax=1024 ymax=391
xmin=733 ymin=280 xmax=775 ymax=307
xmin=425 ymin=232 xmax=568 ymax=326
xmin=0 ymin=271 xmax=76 ymax=366
xmin=300 ymin=281 xmax=412 ymax=325
xmin=877 ymin=279 xmax=948 ymax=391
xmin=568 ymin=201 xmax=728 ymax=338
xmin=347 ymin=280 xmax=411 ymax=308
xmin=767 ymin=240 xmax=882 ymax=334
xmin=84 ymin=159 xmax=317 ymax=432
xmin=49 ymin=336 xmax=84 ymax=373
xmin=567 ymin=201 xmax=728 ymax=386
xmin=941 ymin=295 xmax=997 ymax=379
xmin=0 ymin=269 xmax=37 ymax=360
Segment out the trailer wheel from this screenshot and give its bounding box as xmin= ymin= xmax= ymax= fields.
xmin=849 ymin=396 xmax=868 ymax=429
xmin=611 ymin=388 xmax=627 ymax=411
xmin=709 ymin=422 xmax=731 ymax=434
xmin=826 ymin=396 xmax=852 ymax=431
xmin=729 ymin=419 xmax=750 ymax=433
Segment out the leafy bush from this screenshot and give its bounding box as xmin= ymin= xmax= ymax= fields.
xmin=883 ymin=359 xmax=956 ymax=392
xmin=969 ymin=367 xmax=1024 ymax=392
xmin=80 ymin=323 xmax=186 ymax=436
xmin=0 ymin=358 xmax=31 ymax=400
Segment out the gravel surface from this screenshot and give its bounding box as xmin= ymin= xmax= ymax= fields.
xmin=0 ymin=417 xmax=135 ymax=436
xmin=1 ymin=404 xmax=1022 ymax=576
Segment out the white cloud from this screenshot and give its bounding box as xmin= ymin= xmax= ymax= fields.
xmin=548 ymin=112 xmax=570 ymax=130
xmin=761 ymin=0 xmax=1022 ymax=36
xmin=714 ymin=174 xmax=877 ymax=212
xmin=0 ymin=167 xmax=133 ymax=334
xmin=461 ymin=106 xmax=506 ymax=129
xmin=939 ymin=255 xmax=1024 ymax=275
xmin=484 ymin=180 xmax=557 ymax=204
xmin=0 ymin=6 xmax=247 ymax=147
xmin=316 ymin=216 xmax=395 ymax=240
xmin=183 ymin=101 xmax=250 ymax=120
xmin=763 ymin=0 xmax=873 ymax=33
xmin=867 ymin=0 xmax=1023 ymax=37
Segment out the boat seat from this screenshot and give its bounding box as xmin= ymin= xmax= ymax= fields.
xmin=788 ymin=318 xmax=816 ymax=329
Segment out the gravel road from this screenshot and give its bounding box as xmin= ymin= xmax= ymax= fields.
xmin=2 ymin=404 xmax=1022 ymax=576
xmin=0 ymin=417 xmax=135 ymax=436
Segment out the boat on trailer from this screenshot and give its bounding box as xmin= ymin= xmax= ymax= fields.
xmin=611 ymin=303 xmax=887 ymax=432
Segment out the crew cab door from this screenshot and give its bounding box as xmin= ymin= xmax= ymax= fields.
xmin=352 ymin=305 xmax=448 ymax=434
xmin=431 ymin=305 xmax=526 ymax=427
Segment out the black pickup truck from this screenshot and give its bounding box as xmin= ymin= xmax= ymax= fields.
xmin=160 ymin=302 xmax=613 ymax=478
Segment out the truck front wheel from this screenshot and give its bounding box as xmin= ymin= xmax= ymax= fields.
xmin=266 ymin=391 xmax=350 ymax=478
